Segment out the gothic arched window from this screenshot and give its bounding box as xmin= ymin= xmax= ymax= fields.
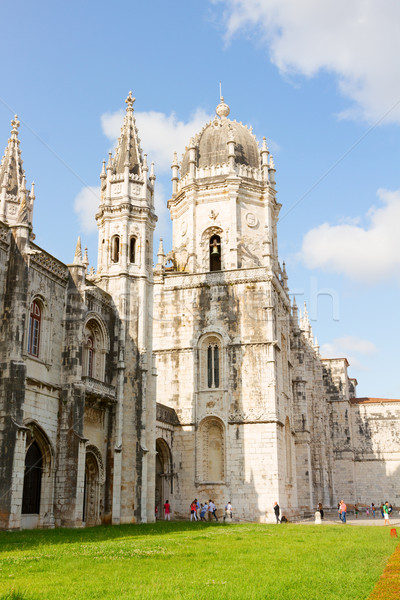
xmin=87 ymin=336 xmax=94 ymax=378
xmin=129 ymin=237 xmax=136 ymax=263
xmin=111 ymin=235 xmax=120 ymax=263
xmin=199 ymin=334 xmax=223 ymax=390
xmin=209 ymin=234 xmax=221 ymax=272
xmin=83 ymin=318 xmax=109 ymax=381
xmin=207 ymin=343 xmax=220 ymax=388
xmin=27 ymin=300 xmax=41 ymax=357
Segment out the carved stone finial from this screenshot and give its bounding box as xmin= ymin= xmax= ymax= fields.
xmin=216 ymin=96 xmax=230 ymax=119
xmin=125 ymin=91 xmax=136 ymax=112
xmin=11 ymin=115 xmax=20 ymax=136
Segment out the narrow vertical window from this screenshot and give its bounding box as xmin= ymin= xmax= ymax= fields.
xmin=214 ymin=346 xmax=219 ymax=388
xmin=209 ymin=235 xmax=221 ymax=272
xmin=111 ymin=236 xmax=120 ymax=263
xmin=207 ymin=343 xmax=220 ymax=388
xmin=207 ymin=345 xmax=213 ymax=388
xmin=28 ymin=301 xmax=41 ymax=357
xmin=130 ymin=237 xmax=136 ymax=263
xmin=87 ymin=337 xmax=94 ymax=378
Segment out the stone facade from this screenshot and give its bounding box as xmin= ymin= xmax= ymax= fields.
xmin=0 ymin=95 xmax=398 ymax=530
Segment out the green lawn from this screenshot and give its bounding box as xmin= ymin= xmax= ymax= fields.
xmin=0 ymin=522 xmax=397 ymax=600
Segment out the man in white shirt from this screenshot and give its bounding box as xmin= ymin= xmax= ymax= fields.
xmin=208 ymin=499 xmax=218 ymax=521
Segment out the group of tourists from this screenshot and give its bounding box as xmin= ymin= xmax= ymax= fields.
xmin=157 ymin=499 xmax=233 ymax=521
xmin=337 ymin=500 xmax=394 ymax=524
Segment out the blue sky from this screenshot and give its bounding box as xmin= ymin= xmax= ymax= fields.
xmin=1 ymin=0 xmax=399 ymax=398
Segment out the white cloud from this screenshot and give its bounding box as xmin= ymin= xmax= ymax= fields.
xmin=216 ymin=0 xmax=400 ymax=124
xmin=321 ymin=335 xmax=377 ymax=370
xmin=300 ymin=189 xmax=400 ymax=283
xmin=74 ymin=185 xmax=101 ymax=234
xmin=101 ymin=108 xmax=212 ymax=172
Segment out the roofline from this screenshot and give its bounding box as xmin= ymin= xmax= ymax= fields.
xmin=350 ymin=397 xmax=400 ymax=404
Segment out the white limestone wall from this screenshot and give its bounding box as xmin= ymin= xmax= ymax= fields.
xmin=351 ymin=401 xmax=400 ymax=507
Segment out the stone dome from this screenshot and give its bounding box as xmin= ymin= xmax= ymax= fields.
xmin=180 ymin=98 xmax=260 ymax=177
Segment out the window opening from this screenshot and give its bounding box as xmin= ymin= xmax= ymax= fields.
xmin=87 ymin=337 xmax=94 ymax=378
xmin=129 ymin=237 xmax=136 ymax=263
xmin=207 ymin=343 xmax=220 ymax=388
xmin=111 ymin=236 xmax=120 ymax=263
xmin=209 ymin=235 xmax=221 ymax=271
xmin=28 ymin=301 xmax=41 ymax=357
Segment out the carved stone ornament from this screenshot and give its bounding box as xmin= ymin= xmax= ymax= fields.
xmin=180 ymin=220 xmax=188 ymax=236
xmin=245 ymin=212 xmax=258 ymax=227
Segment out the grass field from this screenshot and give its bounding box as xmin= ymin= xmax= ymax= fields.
xmin=0 ymin=522 xmax=397 ymax=600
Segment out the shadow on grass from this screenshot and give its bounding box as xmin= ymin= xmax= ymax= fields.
xmin=0 ymin=520 xmax=233 ymax=552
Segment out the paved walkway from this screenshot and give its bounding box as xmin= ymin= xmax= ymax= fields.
xmin=298 ymin=514 xmax=400 ymax=526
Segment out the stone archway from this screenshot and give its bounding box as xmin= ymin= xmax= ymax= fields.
xmin=83 ymin=447 xmax=104 ymax=526
xmin=20 ymin=423 xmax=54 ymax=529
xmin=155 ymin=439 xmax=172 ymax=517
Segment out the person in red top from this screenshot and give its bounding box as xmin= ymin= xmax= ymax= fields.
xmin=190 ymin=501 xmax=197 ymax=521
xmin=164 ymin=500 xmax=171 ymax=520
xmin=340 ymin=500 xmax=347 ymax=524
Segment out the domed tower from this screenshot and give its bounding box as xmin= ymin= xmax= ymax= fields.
xmin=154 ymin=98 xmax=298 ymax=523
xmin=168 ymin=97 xmax=279 ymax=274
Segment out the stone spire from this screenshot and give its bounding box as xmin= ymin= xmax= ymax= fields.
xmin=112 ymin=91 xmax=144 ymax=176
xmin=0 ymin=115 xmax=33 ymax=226
xmin=73 ymin=236 xmax=83 ymax=265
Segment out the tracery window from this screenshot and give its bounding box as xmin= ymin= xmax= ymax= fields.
xmin=87 ymin=337 xmax=94 ymax=378
xmin=199 ymin=334 xmax=223 ymax=390
xmin=27 ymin=301 xmax=41 ymax=357
xmin=207 ymin=343 xmax=220 ymax=388
xmin=83 ymin=318 xmax=108 ymax=381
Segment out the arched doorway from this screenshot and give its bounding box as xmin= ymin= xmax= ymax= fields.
xmin=155 ymin=439 xmax=172 ymax=518
xmin=22 ymin=441 xmax=43 ymax=515
xmin=83 ymin=450 xmax=101 ymax=526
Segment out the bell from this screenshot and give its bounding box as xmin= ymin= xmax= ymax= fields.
xmin=211 ymin=241 xmax=220 ymax=256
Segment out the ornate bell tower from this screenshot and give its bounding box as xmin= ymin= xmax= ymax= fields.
xmin=96 ymin=92 xmax=156 ymax=279
xmin=95 ymin=92 xmax=157 ymax=524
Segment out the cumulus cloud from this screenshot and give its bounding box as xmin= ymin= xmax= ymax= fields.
xmin=216 ymin=0 xmax=400 ymax=124
xmin=300 ymin=189 xmax=400 ymax=283
xmin=321 ymin=335 xmax=377 ymax=370
xmin=101 ymin=108 xmax=212 ymax=172
xmin=74 ymin=185 xmax=101 ymax=233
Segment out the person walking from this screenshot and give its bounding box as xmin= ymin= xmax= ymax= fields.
xmin=164 ymin=500 xmax=171 ymax=521
xmin=371 ymin=503 xmax=376 ymax=518
xmin=340 ymin=500 xmax=347 ymax=524
xmin=354 ymin=503 xmax=359 ymax=519
xmin=195 ymin=498 xmax=200 ymax=520
xmin=383 ymin=501 xmax=390 ymax=526
xmin=200 ymin=502 xmax=208 ymax=521
xmin=209 ymin=499 xmax=218 ymax=521
xmin=190 ymin=500 xmax=197 ymax=521
xmin=318 ymin=503 xmax=324 ymax=519
xmin=273 ymin=502 xmax=281 ymax=524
